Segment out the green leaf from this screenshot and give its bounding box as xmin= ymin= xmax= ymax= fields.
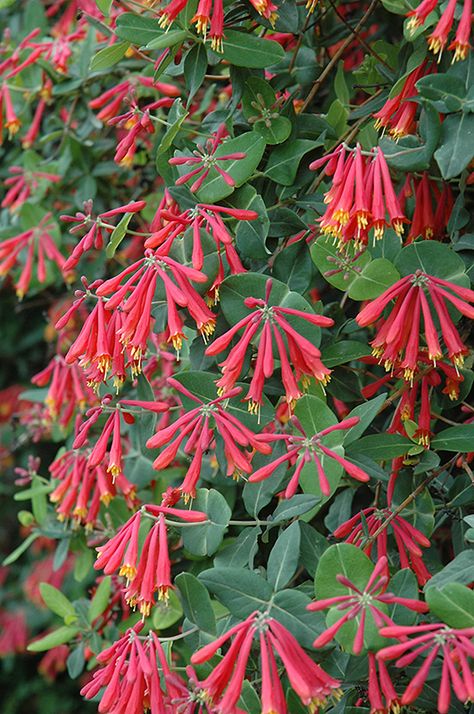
xmin=430 ymin=424 xmax=474 ymax=452
xmin=40 ymin=583 xmax=77 ymax=621
xmin=389 ymin=569 xmax=420 ymax=625
xmin=270 ymin=589 xmax=326 ymax=648
xmin=238 ymin=681 xmax=261 ymax=714
xmin=425 ymin=584 xmax=474 ymax=629
xmin=90 ymin=41 xmax=129 ymax=71
xmin=145 ymin=29 xmax=189 ymax=50
xmin=156 ymin=99 xmax=188 ymax=161
xmin=425 ymin=550 xmax=474 ymax=590
xmin=395 ymin=240 xmax=470 ymax=286
xmin=96 ymin=0 xmax=112 ymax=15
xmin=193 ymin=131 xmax=265 ymax=203
xmin=88 ymin=576 xmax=111 ymax=623
xmin=416 ymin=73 xmax=466 ymax=113
xmin=265 ymin=139 xmax=316 ymax=185
xmin=349 ymin=258 xmax=400 ymax=301
xmin=181 ymin=488 xmax=230 ymax=556
xmin=242 ymin=77 xmax=292 ymax=145
xmin=267 ymin=522 xmax=301 ymax=590
xmin=27 ymin=626 xmax=80 ymax=652
xmin=115 ymin=13 xmax=164 ymax=44
xmin=199 ymin=567 xmax=273 ymax=618
xmin=184 ymin=43 xmax=208 ymax=105
xmin=347 ymin=433 xmax=412 ymax=460
xmin=105 ymin=212 xmax=133 ymax=258
xmin=214 ymin=527 xmax=261 ymax=569
xmin=311 ymin=239 xmax=400 ymax=300
xmin=315 ymin=543 xmax=374 ymax=598
xmin=176 ymin=572 xmax=216 ymax=634
xmin=220 ymin=30 xmax=285 ymax=68
xmin=299 ymin=522 xmax=329 ymax=578
xmin=67 ymin=643 xmax=85 ymax=678
xmin=321 ymin=341 xmax=371 ymax=368
xmin=152 ymin=589 xmax=184 ymax=630
xmin=434 ymin=112 xmax=474 ymax=180
xmin=343 ymin=394 xmax=387 ymax=446
xmin=272 ymin=494 xmax=320 ymax=522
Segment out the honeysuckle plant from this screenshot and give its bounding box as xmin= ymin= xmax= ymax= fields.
xmin=0 ymin=0 xmax=473 ymax=713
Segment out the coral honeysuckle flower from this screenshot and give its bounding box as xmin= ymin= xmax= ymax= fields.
xmin=49 ymin=447 xmax=136 ymax=528
xmin=2 ymin=165 xmax=61 ymax=212
xmin=407 ymin=0 xmax=472 ymax=61
xmin=80 ymin=622 xmax=176 ymax=712
xmin=60 ymin=199 xmax=146 ymax=271
xmin=373 ymin=61 xmax=433 ymax=140
xmin=378 ymin=623 xmax=474 ymax=714
xmin=205 ymin=278 xmax=333 ymax=414
xmin=399 ymin=173 xmax=454 ymax=243
xmin=310 ymin=144 xmax=407 ymax=248
xmin=308 ymin=556 xmax=428 ymax=653
xmin=367 ymin=652 xmax=401 ymax=714
xmin=169 ymin=125 xmax=246 ymax=193
xmin=94 ymin=502 xmax=206 ymax=614
xmin=145 ymin=378 xmax=271 ymax=499
xmin=0 ymin=82 xmax=21 ymax=139
xmin=333 ymin=506 xmax=432 ymax=585
xmin=89 ymin=76 xmax=179 ymax=123
xmin=94 ymin=247 xmax=216 ymax=360
xmin=31 ymin=355 xmax=96 ymax=427
xmin=158 ymin=0 xmax=277 ymax=52
xmin=191 ymin=611 xmax=341 ymax=713
xmin=356 ymin=272 xmax=474 ymax=373
xmin=248 ymin=415 xmax=370 ymax=498
xmin=0 ymin=214 xmax=71 ymax=299
xmin=144 ymin=201 xmax=256 ymax=300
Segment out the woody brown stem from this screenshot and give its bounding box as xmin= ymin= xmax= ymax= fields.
xmin=301 ymin=0 xmax=380 ymax=113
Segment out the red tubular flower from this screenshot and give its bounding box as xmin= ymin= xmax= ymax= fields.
xmin=95 ymin=246 xmax=215 ymax=360
xmin=144 ymin=201 xmax=256 ymax=297
xmin=205 ymin=278 xmax=333 ymax=414
xmin=49 ymin=447 xmax=136 ymax=528
xmin=61 ymin=199 xmax=146 ymax=271
xmin=357 ymin=271 xmax=474 ymax=373
xmin=0 ymin=214 xmax=70 ymax=299
xmin=0 ymin=83 xmax=21 ymax=140
xmin=407 ymin=0 xmax=472 ymax=60
xmin=310 ymin=145 xmax=407 ymax=247
xmin=32 ymin=355 xmax=96 ymax=427
xmin=80 ymin=622 xmax=177 ymax=713
xmin=378 ymin=623 xmax=474 ymax=713
xmin=308 ymin=556 xmax=428 ymax=653
xmin=333 ymin=506 xmax=432 ymax=585
xmin=367 ymin=652 xmax=400 ymax=714
xmin=94 ymin=502 xmax=206 ymax=613
xmin=145 ymin=377 xmax=271 ymax=499
xmin=373 ymin=61 xmax=432 ymax=140
xmin=2 ymin=165 xmax=61 ymax=212
xmin=427 ymin=0 xmax=458 ymax=58
xmin=169 ymin=124 xmax=246 ymax=193
xmin=191 ymin=612 xmax=341 ymax=712
xmin=249 ymin=414 xmax=369 ymax=498
xmin=449 ymin=0 xmax=472 ymax=60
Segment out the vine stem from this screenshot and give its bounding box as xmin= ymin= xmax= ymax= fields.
xmin=301 ymin=0 xmax=380 ymax=112
xmin=365 ymin=455 xmax=459 ymax=544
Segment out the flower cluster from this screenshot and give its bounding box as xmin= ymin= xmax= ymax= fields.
xmin=310 ymin=144 xmax=407 ymax=247
xmin=205 ymin=278 xmax=333 ymax=413
xmin=356 ymin=271 xmax=474 ymax=373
